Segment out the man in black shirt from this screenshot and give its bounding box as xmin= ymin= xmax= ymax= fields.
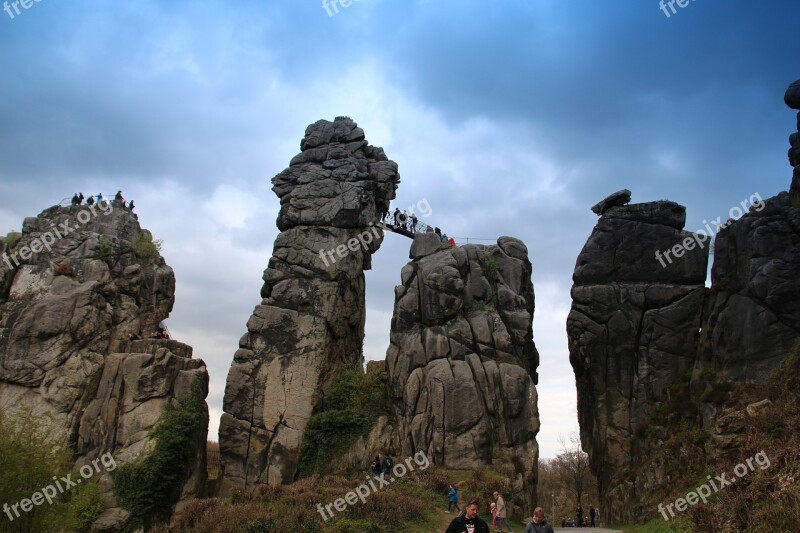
xmin=446 ymin=498 xmax=490 ymax=533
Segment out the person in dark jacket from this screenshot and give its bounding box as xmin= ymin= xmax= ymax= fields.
xmin=524 ymin=507 xmax=554 ymax=533
xmin=589 ymin=505 xmax=596 ymax=527
xmin=446 ymin=499 xmax=490 ymax=533
xmin=381 ymin=453 xmax=393 ymax=475
xmin=371 ymin=455 xmax=382 ymax=476
xmin=576 ymin=504 xmax=584 ymax=527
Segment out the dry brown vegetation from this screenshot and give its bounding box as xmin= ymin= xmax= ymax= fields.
xmin=164 ymin=465 xmax=526 ymax=532
xmin=688 ymin=346 xmax=800 ymax=532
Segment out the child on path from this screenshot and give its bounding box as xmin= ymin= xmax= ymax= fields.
xmin=490 ymin=501 xmax=500 ymax=531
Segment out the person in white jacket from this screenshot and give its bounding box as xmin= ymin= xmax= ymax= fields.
xmin=493 ymin=491 xmax=513 ymax=533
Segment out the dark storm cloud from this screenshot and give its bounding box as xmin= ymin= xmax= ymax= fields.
xmin=1 ymin=0 xmax=797 ymax=453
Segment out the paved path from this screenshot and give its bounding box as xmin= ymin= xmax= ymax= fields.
xmin=555 ymin=527 xmax=622 ymax=533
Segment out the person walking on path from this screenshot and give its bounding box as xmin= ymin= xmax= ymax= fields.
xmin=446 ymin=484 xmax=461 ymax=514
xmin=589 ymin=505 xmax=596 ymax=527
xmin=446 ymin=498 xmax=490 ymax=533
xmin=576 ymin=504 xmax=584 ymax=528
xmin=493 ymin=491 xmax=513 ymax=533
xmin=524 ymin=507 xmax=554 ymax=533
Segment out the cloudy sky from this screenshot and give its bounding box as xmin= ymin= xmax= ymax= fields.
xmin=0 ymin=0 xmax=797 ymax=459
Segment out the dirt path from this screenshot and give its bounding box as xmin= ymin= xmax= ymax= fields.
xmin=429 ymin=508 xmax=625 ymax=533
xmin=552 ymin=527 xmax=622 ymax=533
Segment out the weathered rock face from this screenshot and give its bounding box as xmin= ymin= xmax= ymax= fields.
xmin=0 ymin=202 xmax=209 ymax=530
xmin=568 ymin=199 xmax=709 ymax=521
xmin=692 ymin=192 xmax=800 ymax=385
xmin=690 ymin=84 xmax=800 ymax=424
xmin=219 ymin=117 xmax=400 ymax=492
xmin=570 ymin=82 xmax=800 ymax=523
xmin=386 ymin=234 xmax=540 ymax=509
xmin=788 ymin=80 xmax=800 ymax=197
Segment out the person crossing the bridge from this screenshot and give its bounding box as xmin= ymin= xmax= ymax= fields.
xmin=393 ymin=208 xmax=401 ymax=226
xmin=410 ymin=213 xmax=418 ymax=233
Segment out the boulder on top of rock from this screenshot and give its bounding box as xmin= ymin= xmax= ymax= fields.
xmin=591 ymin=188 xmax=631 ymax=215
xmin=785 ymin=79 xmax=800 ymax=110
xmin=410 ymin=231 xmax=449 ymax=259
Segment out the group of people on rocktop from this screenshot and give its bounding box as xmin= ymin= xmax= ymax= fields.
xmin=381 ymin=206 xmax=455 ymax=246
xmin=70 ymin=190 xmax=134 ymax=211
xmin=445 ymin=488 xmax=556 ymax=533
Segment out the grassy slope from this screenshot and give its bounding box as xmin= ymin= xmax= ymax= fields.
xmin=617 ymin=345 xmax=800 ymax=532
xmin=165 ymin=467 xmax=530 ymax=532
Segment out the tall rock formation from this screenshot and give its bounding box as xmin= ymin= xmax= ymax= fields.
xmin=569 ymin=81 xmax=800 ymax=523
xmin=690 ymin=80 xmax=800 ymax=421
xmin=219 ymin=117 xmax=400 ymax=492
xmin=0 ymin=201 xmax=208 ymax=530
xmin=386 ymin=232 xmax=540 ymax=509
xmin=568 ymin=196 xmax=709 ymax=521
xmin=788 ymin=80 xmax=800 ymax=198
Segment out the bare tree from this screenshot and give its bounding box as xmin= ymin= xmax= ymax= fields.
xmin=537 ymin=431 xmax=599 ymax=526
xmin=553 ymin=432 xmax=597 ymax=508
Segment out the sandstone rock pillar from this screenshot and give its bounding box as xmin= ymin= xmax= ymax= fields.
xmin=386 ymin=234 xmax=540 ymax=511
xmin=219 ymin=117 xmax=400 ymax=492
